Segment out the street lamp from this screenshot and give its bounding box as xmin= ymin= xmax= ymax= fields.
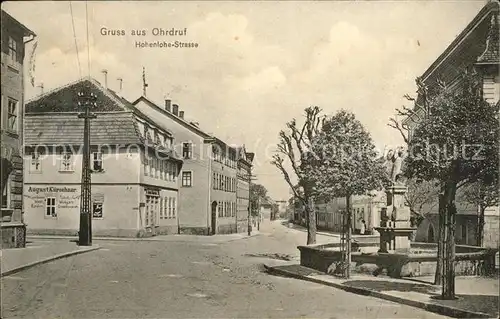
xmin=77 ymin=86 xmax=97 ymax=246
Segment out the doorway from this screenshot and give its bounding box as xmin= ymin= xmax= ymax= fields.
xmin=211 ymin=201 xmax=218 ymax=235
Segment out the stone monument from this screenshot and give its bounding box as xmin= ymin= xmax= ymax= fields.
xmin=374 ymin=148 xmax=416 ymax=253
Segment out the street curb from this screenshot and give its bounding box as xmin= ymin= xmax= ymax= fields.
xmin=27 ymin=234 xmax=263 ymax=243
xmin=1 ymin=246 xmax=101 ymax=277
xmin=264 ymin=264 xmax=496 ymax=319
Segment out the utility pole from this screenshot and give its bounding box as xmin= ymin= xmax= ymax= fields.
xmin=77 ymin=85 xmax=97 ymax=246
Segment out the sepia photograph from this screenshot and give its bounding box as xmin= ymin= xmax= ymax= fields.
xmin=1 ymin=0 xmax=499 ymax=318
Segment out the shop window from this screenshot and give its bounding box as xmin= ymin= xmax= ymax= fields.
xmin=30 ymin=152 xmax=42 ymax=173
xmin=46 ymin=197 xmax=57 ymax=218
xmin=181 ymin=171 xmax=192 ymax=187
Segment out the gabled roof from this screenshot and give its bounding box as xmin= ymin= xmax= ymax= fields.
xmin=26 ymin=77 xmax=174 ymax=137
xmin=25 ymin=112 xmax=142 ymax=146
xmin=476 ymin=13 xmax=499 ymax=64
xmin=2 ymin=10 xmax=36 ymax=37
xmin=421 ymin=1 xmax=499 ymax=85
xmin=132 ymin=96 xmax=214 ymax=141
xmin=236 ymin=145 xmax=253 ymax=166
xmin=24 ymin=112 xmax=183 ymax=162
xmin=26 ymin=77 xmax=126 ymax=113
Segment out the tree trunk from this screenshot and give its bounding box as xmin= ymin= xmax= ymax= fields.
xmin=442 ymin=177 xmax=458 ymax=300
xmin=477 ymin=205 xmax=485 ymax=247
xmin=306 ymin=197 xmax=317 ymax=245
xmin=434 ymin=192 xmax=445 ymax=286
xmin=345 ymin=195 xmax=352 ymax=279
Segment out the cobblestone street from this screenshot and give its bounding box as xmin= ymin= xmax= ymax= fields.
xmin=1 ymin=221 xmax=447 ymax=318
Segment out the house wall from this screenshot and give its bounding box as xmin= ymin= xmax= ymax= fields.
xmin=23 ymin=145 xmax=181 ymax=237
xmin=1 ymin=17 xmax=30 ymax=224
xmin=134 ymin=99 xmax=210 ymax=234
xmin=211 ymin=157 xmax=238 ymax=234
xmin=236 ymin=164 xmax=250 ymax=233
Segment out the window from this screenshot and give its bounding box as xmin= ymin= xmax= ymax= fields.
xmin=30 ymin=152 xmax=42 ymax=173
xmin=143 ymin=153 xmax=149 ymax=176
xmin=172 ymin=163 xmax=178 ymax=182
xmin=1 ymin=177 xmax=10 ymax=208
xmin=163 ymin=197 xmax=168 ymax=218
xmin=182 ymin=171 xmax=192 ymax=187
xmin=92 ymin=152 xmax=103 ymax=171
xmin=168 ymin=197 xmax=172 ymax=218
xmin=213 ymin=172 xmax=216 ymax=190
xmin=60 ymin=152 xmax=74 ymax=171
xmin=7 ymin=98 xmax=18 ymax=132
xmin=172 ymin=198 xmax=176 ymax=218
xmin=182 ymin=142 xmax=192 ymax=159
xmin=218 ymin=201 xmax=223 ymax=217
xmin=8 ymin=36 xmax=18 ymax=66
xmin=159 ymin=198 xmax=164 ymax=219
xmin=46 ymin=197 xmax=57 ymax=218
xmin=148 ymin=156 xmax=153 ymax=176
xmin=155 ymin=159 xmax=160 ymax=179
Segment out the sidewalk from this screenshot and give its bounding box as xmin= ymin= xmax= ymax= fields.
xmin=265 ymin=263 xmax=499 ymax=319
xmin=27 ymin=230 xmax=261 ymax=244
xmin=1 ymin=239 xmax=100 ymax=277
xmin=280 ymin=220 xmax=341 ymax=238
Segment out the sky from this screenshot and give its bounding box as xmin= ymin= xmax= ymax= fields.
xmin=3 ymin=0 xmax=486 ymax=200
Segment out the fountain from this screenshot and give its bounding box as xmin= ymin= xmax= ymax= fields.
xmin=374 ymin=183 xmax=416 ymax=253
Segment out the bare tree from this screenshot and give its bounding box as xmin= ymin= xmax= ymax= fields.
xmin=271 ymin=106 xmax=324 ymax=245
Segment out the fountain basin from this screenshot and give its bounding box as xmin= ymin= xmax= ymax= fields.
xmin=298 ymin=242 xmax=498 ymax=278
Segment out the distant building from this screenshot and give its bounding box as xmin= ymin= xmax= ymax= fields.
xmin=1 ymin=10 xmax=36 ymax=248
xmin=132 ymin=96 xmax=253 ymax=235
xmin=314 ymin=193 xmax=386 ymax=235
xmin=23 ymin=78 xmax=182 ymax=237
xmin=406 ymin=1 xmax=500 ymax=247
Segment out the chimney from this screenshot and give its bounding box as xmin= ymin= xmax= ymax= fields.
xmin=101 ymin=69 xmax=108 ymax=88
xmin=179 ymin=110 xmax=184 ymax=119
xmin=117 ymin=78 xmax=123 ymax=93
xmin=172 ymin=104 xmax=179 ymax=116
xmin=165 ymin=99 xmax=171 ymax=112
xmin=37 ymin=83 xmax=44 ymax=95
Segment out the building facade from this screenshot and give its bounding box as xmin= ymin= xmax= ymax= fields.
xmin=23 ymin=78 xmax=182 ymax=237
xmin=132 ymin=96 xmax=252 ymax=235
xmin=407 ymin=1 xmax=500 ymax=247
xmin=1 ymin=10 xmax=36 ymax=248
xmin=236 ymin=146 xmax=253 ymax=233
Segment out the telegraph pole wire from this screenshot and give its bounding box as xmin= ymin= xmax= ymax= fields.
xmin=69 ymin=1 xmax=82 ymax=78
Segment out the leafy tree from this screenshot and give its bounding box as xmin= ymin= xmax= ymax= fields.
xmin=391 ymin=70 xmax=499 ymax=299
xmin=307 ymin=110 xmax=388 ymax=278
xmin=462 ymin=181 xmax=499 ymax=246
xmin=272 ymin=106 xmax=324 ymax=245
xmin=250 ymin=183 xmax=268 ymax=217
